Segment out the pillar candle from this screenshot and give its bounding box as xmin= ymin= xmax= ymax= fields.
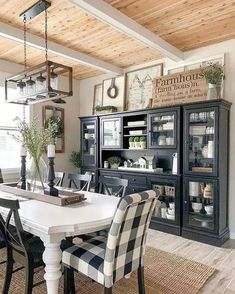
xmin=47 ymin=144 xmax=55 ymax=158
xmin=20 ymin=146 xmax=26 ymax=157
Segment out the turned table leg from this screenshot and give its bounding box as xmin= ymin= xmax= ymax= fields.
xmin=43 ymin=240 xmax=62 ymax=294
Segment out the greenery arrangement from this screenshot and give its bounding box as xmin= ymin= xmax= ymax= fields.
xmin=70 ymin=151 xmax=81 ymax=169
xmin=134 ymin=137 xmax=140 ymax=142
xmin=107 ymin=156 xmax=121 ymax=166
xmin=129 ymin=136 xmax=135 ymax=142
xmin=140 ymin=136 xmax=146 ymax=142
xmin=95 ymin=105 xmax=118 ymax=112
xmin=45 ymin=115 xmax=64 ymax=138
xmin=201 ymin=62 xmax=224 ymax=85
xmin=13 ymin=117 xmax=56 ymax=190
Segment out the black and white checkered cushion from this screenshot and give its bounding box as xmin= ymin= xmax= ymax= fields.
xmin=62 ymin=190 xmax=158 ymax=288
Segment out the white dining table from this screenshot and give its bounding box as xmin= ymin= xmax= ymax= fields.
xmin=0 ymin=191 xmax=120 ymax=294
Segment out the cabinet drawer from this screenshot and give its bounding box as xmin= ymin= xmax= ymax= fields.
xmin=126 ymin=186 xmax=148 ymax=195
xmin=123 ymin=175 xmax=147 ymax=186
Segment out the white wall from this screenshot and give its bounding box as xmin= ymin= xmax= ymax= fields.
xmin=79 ymin=39 xmax=235 ymax=238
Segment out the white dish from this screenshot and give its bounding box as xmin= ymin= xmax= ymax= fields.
xmin=86 ymin=125 xmax=95 ymax=130
xmin=127 ymin=121 xmax=145 ymax=126
xmin=204 ymin=205 xmax=213 ymax=215
xmin=129 ymin=130 xmax=143 ymax=135
xmin=192 ymin=202 xmax=202 ymax=213
xmin=166 ymin=213 xmax=175 ymax=220
xmin=167 ymin=208 xmax=175 ymax=216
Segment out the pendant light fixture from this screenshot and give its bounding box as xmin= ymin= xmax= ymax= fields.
xmin=5 ymin=0 xmax=72 ymax=105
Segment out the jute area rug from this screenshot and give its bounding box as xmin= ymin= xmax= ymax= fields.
xmin=0 ymin=247 xmax=216 ymax=294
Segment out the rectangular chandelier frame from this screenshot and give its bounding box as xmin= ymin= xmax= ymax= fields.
xmin=5 ymin=60 xmax=73 ymax=105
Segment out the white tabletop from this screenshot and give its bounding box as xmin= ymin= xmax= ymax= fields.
xmin=0 ymin=191 xmax=120 ymax=236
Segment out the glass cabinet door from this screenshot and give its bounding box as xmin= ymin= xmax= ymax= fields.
xmin=101 ymin=118 xmax=122 ymax=148
xmin=184 ymin=178 xmax=216 ymax=232
xmin=185 ymin=108 xmax=217 ymax=175
xmin=81 ymin=120 xmax=97 ymax=168
xmin=149 ymin=112 xmax=176 ymax=148
xmin=152 ymin=182 xmax=177 ymax=223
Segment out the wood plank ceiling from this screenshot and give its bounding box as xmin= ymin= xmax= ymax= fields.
xmin=0 ymin=0 xmax=234 ymax=79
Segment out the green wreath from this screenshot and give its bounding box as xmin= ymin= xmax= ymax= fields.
xmin=45 ymin=116 xmax=64 ymax=137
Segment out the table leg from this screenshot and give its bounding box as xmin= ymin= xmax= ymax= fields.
xmin=43 ymin=241 xmax=62 ymax=294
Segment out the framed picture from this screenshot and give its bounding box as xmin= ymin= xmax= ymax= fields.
xmin=42 ymin=105 xmax=65 ymax=153
xmin=125 ymin=63 xmax=163 ymax=111
xmin=92 ymin=83 xmax=103 ymax=114
xmin=102 ymin=76 xmax=125 ymax=112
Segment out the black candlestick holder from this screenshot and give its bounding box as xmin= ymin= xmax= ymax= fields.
xmin=44 ymin=157 xmax=59 ymax=197
xmin=20 ymin=155 xmax=26 ymax=190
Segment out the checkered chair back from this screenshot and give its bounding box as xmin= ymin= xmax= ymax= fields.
xmin=104 ymin=190 xmax=158 ymax=287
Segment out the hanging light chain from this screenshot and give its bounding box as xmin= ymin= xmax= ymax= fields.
xmin=45 ymin=4 xmax=48 ymax=63
xmin=23 ymin=15 xmax=27 ymax=70
xmin=23 ymin=14 xmax=27 ymax=123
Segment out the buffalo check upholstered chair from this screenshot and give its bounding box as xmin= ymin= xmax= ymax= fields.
xmin=62 ymin=189 xmax=159 ymax=294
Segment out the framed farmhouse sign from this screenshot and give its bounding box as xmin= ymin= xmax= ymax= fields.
xmin=152 ymin=69 xmax=208 ymax=107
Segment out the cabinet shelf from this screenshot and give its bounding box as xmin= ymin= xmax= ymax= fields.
xmin=124 ymin=134 xmax=147 ymax=137
xmin=152 ymin=119 xmax=174 ymax=123
xmin=152 ymin=129 xmax=174 ymax=133
xmin=123 ymin=125 xmax=147 ymax=128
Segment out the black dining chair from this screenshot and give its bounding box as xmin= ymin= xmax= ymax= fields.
xmin=0 ymin=198 xmax=45 ymax=294
xmin=99 ymin=175 xmax=128 ymax=197
xmin=54 ymin=171 xmax=65 ymax=187
xmin=0 ymin=169 xmax=7 ymax=265
xmin=62 ymin=190 xmax=158 ymax=294
xmin=68 ymin=173 xmax=92 ymax=191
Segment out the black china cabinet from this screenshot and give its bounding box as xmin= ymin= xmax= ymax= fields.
xmin=79 ymin=99 xmax=231 ymax=245
xmin=182 ymin=100 xmax=231 ymax=245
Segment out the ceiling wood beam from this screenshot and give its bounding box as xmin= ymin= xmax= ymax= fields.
xmin=0 ymin=22 xmax=123 ymax=75
xmin=70 ymin=0 xmax=184 ymax=62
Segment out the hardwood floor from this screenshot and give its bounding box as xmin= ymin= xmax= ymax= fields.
xmin=146 ymin=230 xmax=235 ymax=294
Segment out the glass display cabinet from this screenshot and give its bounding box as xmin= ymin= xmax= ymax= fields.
xmin=184 ymin=108 xmax=217 ymax=175
xmin=80 ymin=117 xmax=98 ymax=169
xmin=183 ymin=178 xmax=216 ymax=232
xmin=182 ymin=100 xmax=231 ymax=245
xmin=150 ymin=176 xmax=181 ymax=235
xmin=149 ymin=111 xmax=177 ymax=148
xmin=100 ymin=117 xmax=122 ymax=149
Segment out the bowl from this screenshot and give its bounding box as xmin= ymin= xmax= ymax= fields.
xmin=169 ymin=202 xmax=175 ymax=210
xmin=166 ymin=213 xmax=175 ymax=220
xmin=168 ymin=208 xmax=175 ymax=216
xmin=204 ymin=205 xmax=213 ymax=215
xmin=192 ymin=202 xmax=202 ymax=213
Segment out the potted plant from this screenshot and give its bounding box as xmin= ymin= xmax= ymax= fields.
xmin=107 ymin=156 xmax=121 ymax=169
xmin=70 ymin=151 xmax=81 ymax=171
xmin=95 ymin=105 xmax=118 ymax=114
xmin=134 ymin=136 xmax=140 ymax=149
xmin=200 ymin=62 xmax=224 ymax=100
xmin=140 ymin=136 xmax=147 ymax=149
xmin=129 ymin=136 xmax=135 ymax=149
